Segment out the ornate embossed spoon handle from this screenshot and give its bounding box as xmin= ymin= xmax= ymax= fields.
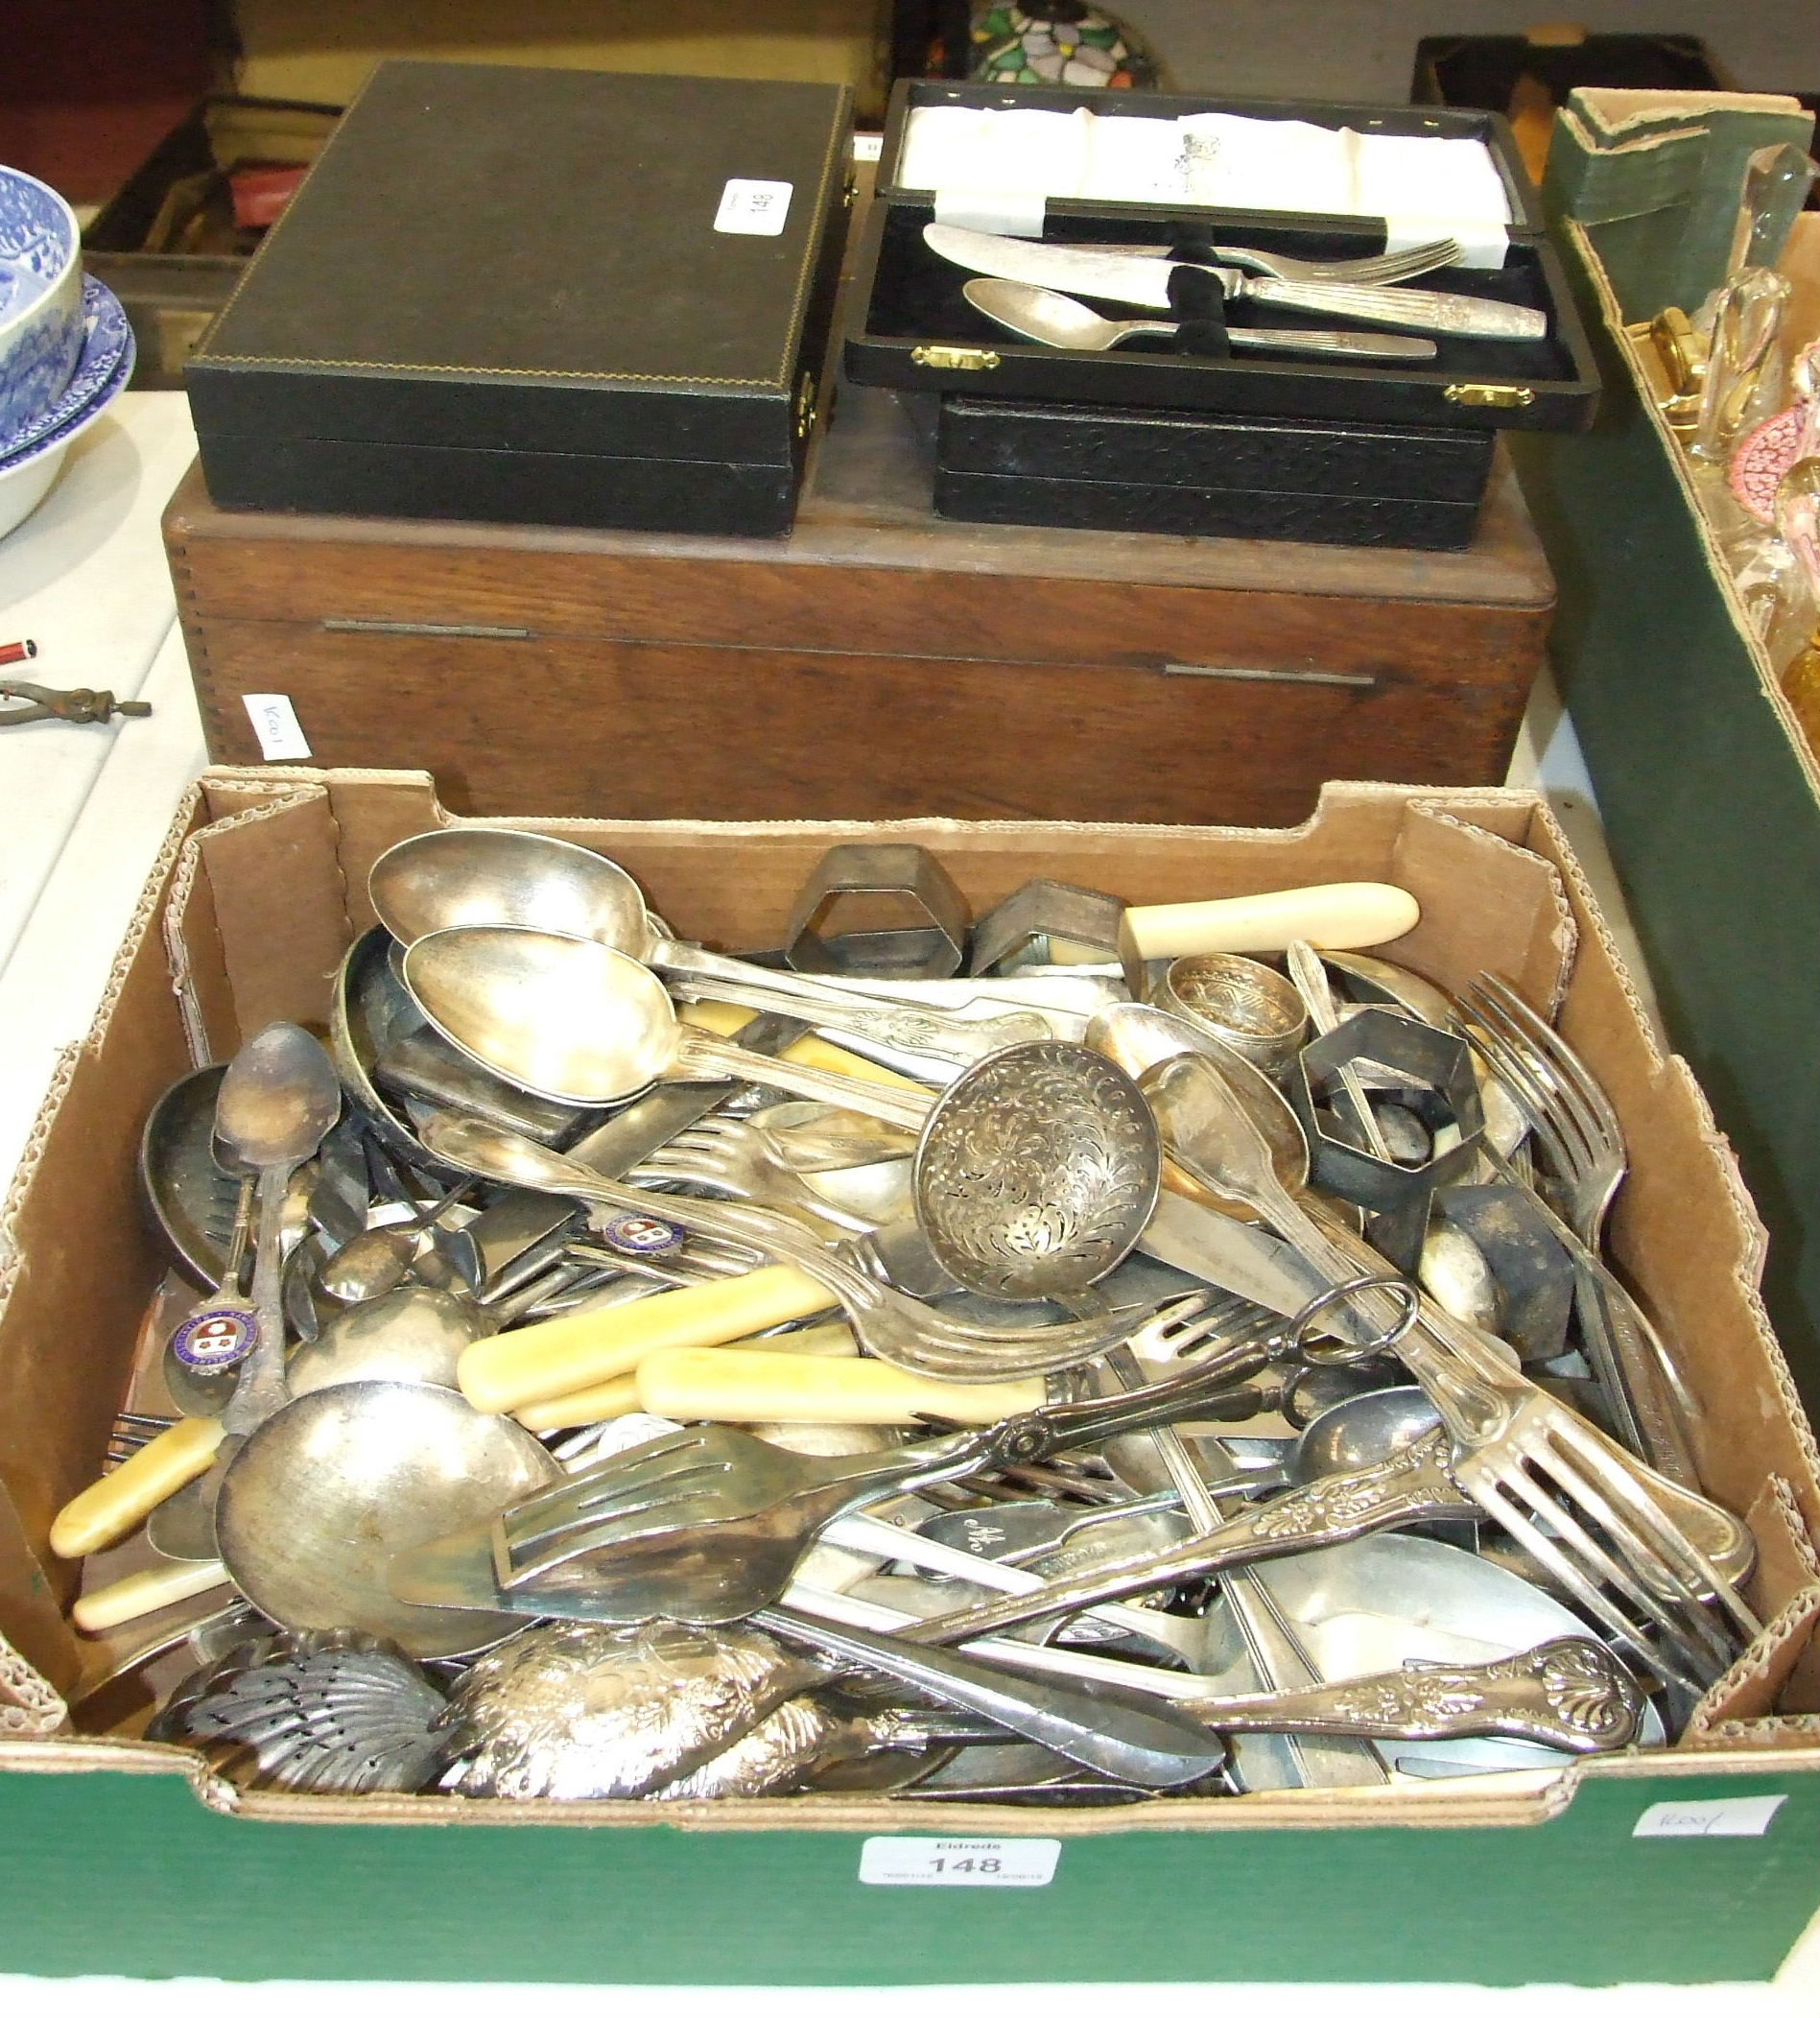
xmin=903 ymin=1425 xmax=1475 ymax=1647
xmin=1185 ymin=1636 xmax=1643 ymax=1755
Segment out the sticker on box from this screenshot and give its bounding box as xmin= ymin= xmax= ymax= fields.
xmin=1633 ymin=1794 xmax=1787 ymax=1840
xmin=715 ymin=179 xmax=792 ymax=236
xmin=860 ymin=1837 xmax=1060 ymax=1887
xmin=242 ymin=693 xmax=312 ymax=761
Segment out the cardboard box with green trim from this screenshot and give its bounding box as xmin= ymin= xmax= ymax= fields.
xmin=2 ymin=772 xmax=1815 ymax=1985
xmin=1510 ymin=208 xmax=1820 ymax=1434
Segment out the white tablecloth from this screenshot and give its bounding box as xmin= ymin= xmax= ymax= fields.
xmin=0 ymin=393 xmax=203 ymax=981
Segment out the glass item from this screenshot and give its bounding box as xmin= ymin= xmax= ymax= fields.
xmin=969 ymin=4 xmax=1161 ymax=89
xmin=1690 ymin=268 xmax=1791 ymax=466
xmin=1772 ymin=457 xmax=1820 ymax=750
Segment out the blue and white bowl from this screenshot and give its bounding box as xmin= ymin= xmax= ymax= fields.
xmin=0 ymin=165 xmax=83 ymax=440
xmin=0 ymin=302 xmax=134 ymax=541
xmin=0 ymin=275 xmax=131 ymax=463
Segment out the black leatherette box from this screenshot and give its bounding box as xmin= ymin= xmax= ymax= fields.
xmin=935 ymin=394 xmax=1493 ymax=548
xmin=186 ymin=62 xmax=853 ymax=535
xmin=847 ymin=81 xmax=1600 ymax=436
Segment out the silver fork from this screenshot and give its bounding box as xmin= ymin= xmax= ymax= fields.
xmin=630 ymin=1116 xmax=883 ymax=1237
xmin=1148 ymin=1054 xmax=1758 ymax=1697
xmin=1460 ymin=975 xmax=1706 ymax=1483
xmin=1067 ymin=235 xmax=1462 ymax=286
xmin=1463 ymin=975 xmax=1624 ymax=1236
xmin=105 ymin=1411 xmax=177 ymax=1472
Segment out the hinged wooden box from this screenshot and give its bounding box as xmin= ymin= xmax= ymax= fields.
xmin=165 ymin=376 xmax=1555 ymax=823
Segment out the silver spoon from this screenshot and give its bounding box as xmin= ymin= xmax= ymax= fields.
xmin=214 ymin=1378 xmax=560 ymax=1658
xmin=961 ymin=277 xmax=1438 ymax=359
xmin=213 ymin=1023 xmax=343 ymax=1438
xmin=149 ymin=1031 xmax=347 ymax=1565
xmin=369 ymin=827 xmax=1051 ymax=1053
xmin=1089 ymin=999 xmax=1312 ymax=1225
xmin=402 ymin=925 xmax=934 ymax=1129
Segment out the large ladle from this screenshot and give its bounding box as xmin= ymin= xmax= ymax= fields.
xmin=403 ymin=925 xmax=937 ymax=1128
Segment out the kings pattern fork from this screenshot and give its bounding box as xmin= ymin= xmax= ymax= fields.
xmin=1069 ymin=236 xmax=1462 ymax=287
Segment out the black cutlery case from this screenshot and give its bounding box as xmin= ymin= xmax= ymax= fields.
xmin=934 ymin=395 xmax=1495 ymax=549
xmin=845 ymin=80 xmax=1600 ymax=438
xmin=186 ymin=61 xmax=854 ymax=536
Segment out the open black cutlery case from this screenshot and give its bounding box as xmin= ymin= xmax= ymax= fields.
xmin=846 ymin=81 xmax=1600 ymax=548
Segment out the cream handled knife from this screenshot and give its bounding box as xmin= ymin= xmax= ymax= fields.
xmin=926 ymin=225 xmax=1548 ymax=341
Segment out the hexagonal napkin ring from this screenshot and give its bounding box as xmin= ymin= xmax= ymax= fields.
xmin=967 ymin=878 xmax=1144 ymax=996
xmin=1288 ymin=1007 xmax=1485 ymax=1216
xmin=783 ymin=843 xmax=970 ymax=978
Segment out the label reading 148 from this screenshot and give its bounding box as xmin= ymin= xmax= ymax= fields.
xmin=859 ymin=1837 xmax=1060 ymax=1887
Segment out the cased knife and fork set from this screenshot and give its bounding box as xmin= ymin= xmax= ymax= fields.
xmin=921 ymin=224 xmax=1549 ymax=365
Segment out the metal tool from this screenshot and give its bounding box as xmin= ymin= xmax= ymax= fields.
xmin=1460 ymin=973 xmax=1702 ymax=1487
xmin=0 ymin=677 xmax=152 ymax=726
xmin=1147 ymin=1050 xmax=1759 ymax=1693
xmin=911 ymin=1042 xmax=1160 ymax=1301
xmin=388 ymin=1298 xmax=1283 ymax=1626
xmin=214 ymin=1024 xmax=343 ymax=1439
xmin=214 ymin=1378 xmax=560 ymax=1658
xmin=403 ymin=925 xmax=935 ymax=1127
xmin=421 ymin=1113 xmax=1159 ymax=1381
xmin=148 ymin=1630 xmax=447 ymax=1794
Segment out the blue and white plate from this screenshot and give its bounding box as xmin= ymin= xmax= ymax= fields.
xmin=0 ymin=276 xmax=131 ymax=463
xmin=0 ymin=301 xmax=134 ymax=477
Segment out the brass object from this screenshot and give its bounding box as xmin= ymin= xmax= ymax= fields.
xmin=1624 ymin=309 xmax=1711 ymax=442
xmin=1443 ymin=384 xmax=1535 ymax=410
xmin=793 ymin=371 xmax=818 ymax=440
xmin=910 ymin=344 xmax=1001 ymax=370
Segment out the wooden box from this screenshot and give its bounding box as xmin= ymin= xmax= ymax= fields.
xmin=166 ymin=378 xmax=1555 ymax=826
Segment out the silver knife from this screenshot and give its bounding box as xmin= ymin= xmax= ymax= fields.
xmin=925 ymin=225 xmax=1548 ymax=341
